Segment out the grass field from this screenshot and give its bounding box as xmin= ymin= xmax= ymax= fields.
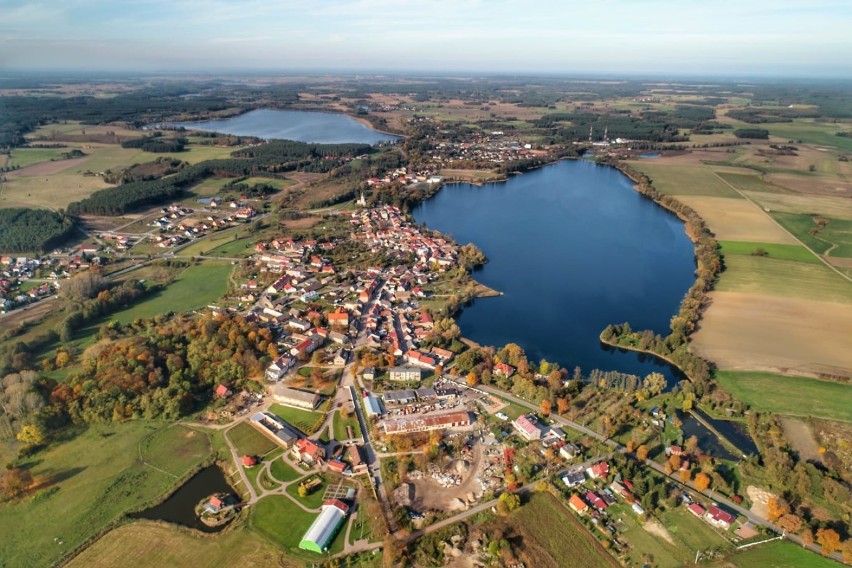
xmin=5 ymin=147 xmax=68 ymax=168
xmin=111 ymin=261 xmax=231 ymax=324
xmin=286 ymin=474 xmax=330 ymax=509
xmin=332 ymin=409 xmax=362 ymax=441
xmin=268 ymin=403 xmax=325 ymax=435
xmin=763 ymin=120 xmax=852 ymax=153
xmin=712 ymin=539 xmax=840 ymax=568
xmin=251 ymin=494 xmax=346 ymax=556
xmin=715 ymin=171 xmax=793 ymax=194
xmin=138 ymin=425 xmax=211 ymax=477
xmin=772 ymin=212 xmax=852 ymax=258
xmin=678 ymin=195 xmax=798 ymax=244
xmin=65 ymin=522 xmax=281 ymax=568
xmin=0 ymin=422 xmax=209 ymax=568
xmin=715 ymin=371 xmax=852 ymax=422
xmin=746 ymin=192 xmax=852 ymax=221
xmin=716 ymin=255 xmax=852 ymax=303
xmin=719 ymin=241 xmax=821 ymax=264
xmin=269 ymin=456 xmax=300 ymax=483
xmin=626 ymin=163 xmax=742 ymax=197
xmin=176 ymin=226 xmax=246 ymax=257
xmin=226 ymin=422 xmax=278 ymax=457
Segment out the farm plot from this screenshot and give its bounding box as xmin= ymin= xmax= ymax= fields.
xmin=677 ymin=196 xmax=798 ymax=244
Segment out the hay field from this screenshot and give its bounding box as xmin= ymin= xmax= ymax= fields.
xmin=677 ymin=196 xmax=797 ymax=244
xmin=692 ymin=291 xmax=852 ymax=378
xmin=745 ymin=192 xmax=852 ymax=220
xmin=716 ymin=255 xmax=852 ymax=302
xmin=625 ymin=163 xmax=742 ymax=197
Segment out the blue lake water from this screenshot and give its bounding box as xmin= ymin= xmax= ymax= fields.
xmin=413 ymin=159 xmax=696 ymax=384
xmin=172 ymin=109 xmax=400 ymax=144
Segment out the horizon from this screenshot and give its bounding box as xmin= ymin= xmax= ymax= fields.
xmin=2 ymin=0 xmax=851 ymax=78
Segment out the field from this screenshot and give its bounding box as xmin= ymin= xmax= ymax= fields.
xmin=269 ymin=457 xmax=300 ymax=483
xmin=715 ymin=255 xmax=852 ymax=303
xmin=250 ymin=494 xmax=347 ymax=556
xmin=714 ymin=370 xmax=852 ymax=422
xmin=625 ymin=163 xmax=742 ymax=197
xmin=772 ymin=212 xmax=852 ymax=258
xmin=693 ymin=291 xmax=852 ymax=379
xmin=138 ymin=425 xmax=211 ymax=477
xmin=286 ymin=474 xmax=331 ymax=509
xmin=715 ymin=171 xmax=793 ymax=194
xmin=5 ymin=147 xmax=69 ymax=168
xmin=712 ymin=539 xmax=841 ymax=568
xmin=268 ymin=403 xmax=325 ymax=435
xmin=762 ymin=120 xmax=852 ymax=153
xmin=332 ymin=409 xmax=363 ymax=441
xmin=494 ymin=492 xmax=617 ymax=568
xmin=226 ymin=421 xmax=278 ymax=457
xmin=678 ymin=196 xmax=797 ymax=244
xmin=719 ymin=241 xmax=820 ymax=264
xmin=65 ymin=522 xmax=281 ymax=568
xmin=111 ymin=261 xmax=231 ymax=324
xmin=0 ymin=422 xmax=211 ymax=568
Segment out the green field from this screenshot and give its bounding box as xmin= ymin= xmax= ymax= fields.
xmin=715 ymin=371 xmax=852 ymax=422
xmin=268 ymin=456 xmax=301 ymax=483
xmin=138 ymin=425 xmax=211 ymax=477
xmin=5 ymin=147 xmax=69 ymax=168
xmin=627 ymin=163 xmax=742 ymax=198
xmin=226 ymin=421 xmax=278 ymax=457
xmin=772 ymin=212 xmax=852 ymax=258
xmin=0 ymin=422 xmax=210 ymax=568
xmin=332 ymin=409 xmax=362 ymax=441
xmin=111 ymin=261 xmax=231 ymax=324
xmin=715 ymin=171 xmax=792 ymax=194
xmin=719 ymin=241 xmax=821 ymax=264
xmin=251 ymin=494 xmax=346 ymax=556
xmin=268 ymin=403 xmax=325 ymax=435
xmin=286 ymin=474 xmax=331 ymax=509
xmin=762 ymin=120 xmax=852 ymax=153
xmin=716 ymin=255 xmax=852 ymax=304
xmin=713 ymin=539 xmax=841 ymax=568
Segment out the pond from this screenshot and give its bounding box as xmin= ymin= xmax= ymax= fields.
xmin=172 ymin=109 xmax=400 ymax=144
xmin=412 ymin=159 xmax=696 ymax=386
xmin=693 ymin=408 xmax=759 ymax=456
xmin=133 ymin=465 xmax=235 ymax=533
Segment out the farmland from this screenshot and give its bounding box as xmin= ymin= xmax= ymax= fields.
xmin=712 ymin=539 xmax=842 ymax=568
xmin=714 ymin=370 xmax=852 ymax=422
xmin=719 ymin=241 xmax=820 ymax=264
xmin=771 ymin=212 xmax=852 ymax=258
xmin=715 ymin=255 xmax=852 ymax=303
xmin=0 ymin=422 xmax=211 ymax=568
xmin=626 ymin=163 xmax=742 ymax=197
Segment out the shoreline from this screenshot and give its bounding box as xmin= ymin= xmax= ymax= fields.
xmin=598 ymin=334 xmax=691 ymax=381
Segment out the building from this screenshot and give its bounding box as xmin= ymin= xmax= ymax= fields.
xmin=389 ymin=366 xmax=422 ymax=383
xmin=362 ymin=367 xmax=376 ymax=381
xmin=346 ymin=444 xmax=368 ymax=473
xmin=250 ymin=412 xmax=302 ymax=448
xmin=562 ymin=470 xmax=585 ymax=488
xmin=364 ymin=394 xmax=383 ymax=417
xmin=382 ymin=390 xmax=417 ymax=406
xmin=382 ymin=410 xmax=471 ymax=435
xmin=327 ymin=459 xmax=348 ymax=474
xmin=632 ymin=503 xmax=645 ymax=516
xmin=272 ymin=385 xmax=320 ymax=410
xmin=512 ymin=414 xmax=543 ymax=441
xmin=299 ymin=500 xmax=349 ymax=553
xmin=569 ymin=494 xmax=589 ymax=515
xmin=688 ymin=503 xmax=706 ymax=517
xmin=705 ymin=505 xmax=736 ymax=530
xmin=266 ymin=356 xmax=295 ymax=381
xmin=586 ymin=491 xmax=608 ymax=511
xmin=214 ymin=384 xmax=232 ymax=398
xmin=327 ymin=307 xmax=349 ymax=327
xmin=293 ymin=438 xmax=326 ymax=465
xmin=586 ymin=462 xmax=610 ymax=480
xmin=204 ymin=495 xmax=224 ymax=514
xmin=559 ymin=443 xmax=580 ymax=460
xmin=494 ymin=363 xmax=515 ymax=378
xmin=242 ymin=455 xmax=257 ymax=467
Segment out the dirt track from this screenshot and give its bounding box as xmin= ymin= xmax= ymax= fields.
xmin=692 ymin=291 xmax=852 ymax=376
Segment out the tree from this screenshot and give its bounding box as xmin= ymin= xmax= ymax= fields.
xmin=298 ymin=484 xmax=308 ymax=497
xmin=694 ymin=472 xmax=711 ymax=491
xmin=55 ymin=351 xmax=71 ymax=368
xmin=0 ymin=467 xmax=32 ymax=498
xmin=497 ymin=492 xmax=520 ymax=515
xmin=636 ymin=445 xmax=649 ymax=461
xmin=60 ymin=271 xmax=107 ymax=301
xmin=540 ymin=399 xmax=552 ymax=416
xmin=679 ymin=469 xmax=692 ymax=483
xmin=816 ymin=528 xmax=841 ymax=556
xmin=642 ymin=372 xmax=667 ymax=396
xmin=466 ymin=371 xmax=478 ymax=387
xmin=841 ymin=540 xmax=852 ymax=564
xmin=685 ymin=435 xmax=699 ymax=454
xmin=776 ymin=514 xmax=802 ymax=533
xmin=767 ymin=496 xmax=790 ymax=522
xmin=16 ymin=424 xmax=45 ymax=448
xmin=556 ymin=397 xmax=570 ymax=415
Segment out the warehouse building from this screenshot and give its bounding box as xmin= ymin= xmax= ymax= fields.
xmin=299 ymin=499 xmax=349 ymax=553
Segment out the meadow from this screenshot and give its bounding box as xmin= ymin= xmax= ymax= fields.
xmin=719 ymin=241 xmax=820 ymax=264
xmin=716 ymin=255 xmax=852 ymax=303
xmin=712 ymin=539 xmax=841 ymax=568
xmin=714 ymin=371 xmax=852 ymax=422
xmin=332 ymin=408 xmax=362 ymax=441
xmin=771 ymin=212 xmax=852 ymax=258
xmin=226 ymin=422 xmax=278 ymax=458
xmin=625 ymin=163 xmax=742 ymax=198
xmin=250 ymin=494 xmax=347 ymax=556
xmin=0 ymin=422 xmax=211 ymax=568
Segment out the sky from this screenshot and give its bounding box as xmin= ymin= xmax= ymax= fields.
xmin=1 ymin=0 xmax=851 ymax=78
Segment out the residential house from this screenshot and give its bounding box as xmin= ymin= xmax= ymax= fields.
xmin=705 ymin=505 xmax=735 ymax=530
xmin=389 ymin=366 xmax=423 ymax=383
xmin=569 ymin=494 xmax=589 ymax=515
xmin=586 ymin=462 xmax=610 ymax=480
xmin=293 ymin=438 xmax=326 ymax=465
xmin=266 ymin=356 xmax=295 ymax=381
xmin=512 ymin=414 xmax=543 ymax=441
xmin=494 ymin=363 xmax=515 ymax=378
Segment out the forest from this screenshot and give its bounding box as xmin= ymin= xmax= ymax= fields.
xmin=0 ymin=209 xmax=76 ymax=253
xmin=120 ymin=133 xmax=187 ymax=152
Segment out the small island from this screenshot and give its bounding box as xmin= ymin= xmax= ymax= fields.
xmin=195 ymin=493 xmax=239 ymax=528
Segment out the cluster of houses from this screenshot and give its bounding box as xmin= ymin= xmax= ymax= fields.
xmin=424 ymin=132 xmax=550 ymax=169
xmin=150 ymin=204 xmax=256 ymax=249
xmin=365 ymin=166 xmax=443 ymax=189
xmin=0 ymin=254 xmax=95 ymax=312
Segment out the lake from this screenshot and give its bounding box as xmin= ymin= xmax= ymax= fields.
xmin=133 ymin=465 xmax=235 ymax=532
xmin=172 ymin=109 xmax=400 ymax=144
xmin=413 ymin=159 xmax=695 ymax=384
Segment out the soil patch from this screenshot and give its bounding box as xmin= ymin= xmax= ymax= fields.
xmin=780 ymin=418 xmax=824 ymax=465
xmin=643 ymin=519 xmax=675 ymax=545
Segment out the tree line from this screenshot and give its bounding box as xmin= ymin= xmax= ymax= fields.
xmin=0 ymin=208 xmax=76 ymax=253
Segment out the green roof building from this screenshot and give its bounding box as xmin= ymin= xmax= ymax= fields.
xmin=299 ymin=499 xmax=349 ymax=554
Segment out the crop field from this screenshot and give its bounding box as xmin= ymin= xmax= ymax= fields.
xmin=226 ymin=422 xmax=278 ymax=457
xmin=626 ymin=163 xmax=742 ymax=197
xmin=0 ymin=422 xmax=207 ymax=568
xmin=65 ymin=522 xmax=281 ymax=568
xmin=692 ymin=291 xmax=852 ymax=379
xmin=111 ymin=261 xmax=231 ymax=324
xmin=746 ymin=192 xmax=852 ymax=220
xmin=712 ymin=539 xmax=841 ymax=568
xmin=714 ymin=370 xmax=852 ymax=422
xmin=678 ymin=196 xmax=798 ymax=244
xmin=719 ymin=241 xmax=820 ymax=264
xmin=715 ymin=255 xmax=852 ymax=303
xmin=268 ymin=403 xmax=325 ymax=435
xmin=771 ymin=212 xmax=852 ymax=258
xmin=715 ymin=171 xmax=793 ymax=194
xmin=762 ymin=120 xmax=852 ymax=153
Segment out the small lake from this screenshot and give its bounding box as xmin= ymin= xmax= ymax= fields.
xmin=413 ymin=159 xmax=696 ymax=385
xmin=172 ymin=109 xmax=400 ymax=144
xmin=133 ymin=465 xmax=235 ymax=533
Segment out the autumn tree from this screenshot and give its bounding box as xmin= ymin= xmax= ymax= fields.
xmin=466 ymin=371 xmax=479 ymax=387
xmin=841 ymin=540 xmax=852 ymax=564
xmin=776 ymin=514 xmax=802 ymax=533
xmin=816 ymin=528 xmax=841 ymax=556
xmin=540 ymin=399 xmax=552 ymax=416
xmin=496 ymin=492 xmax=520 ymax=515
xmin=767 ymin=496 xmax=790 ymax=522
xmin=556 ymin=397 xmax=570 ymax=415
xmin=679 ymin=469 xmax=692 ymax=483
xmin=636 ymin=445 xmax=649 ymax=461
xmin=685 ymin=435 xmax=699 ymax=454
xmin=0 ymin=467 xmax=32 ymax=498
xmin=16 ymin=424 xmax=45 ymax=448
xmin=694 ymin=472 xmax=711 ymax=491
xmin=60 ymin=271 xmax=107 ymax=301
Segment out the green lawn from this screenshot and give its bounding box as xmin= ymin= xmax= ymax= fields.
xmin=771 ymin=212 xmax=852 ymax=258
xmin=269 ymin=456 xmax=301 ymax=483
xmin=286 ymin=475 xmax=329 ymax=509
xmin=716 ymin=255 xmax=852 ymax=304
xmin=627 ymin=163 xmax=743 ymax=198
xmin=762 ymin=120 xmax=852 ymax=153
xmin=112 ymin=262 xmax=231 ymax=324
xmin=0 ymin=421 xmax=209 ymax=568
xmin=332 ymin=409 xmax=362 ymax=441
xmin=226 ymin=422 xmax=278 ymax=457
xmin=713 ymin=540 xmax=840 ymax=568
xmin=715 ymin=371 xmax=852 ymax=422
xmin=268 ymin=403 xmax=325 ymax=435
xmin=204 ymin=236 xmax=256 ymax=258
xmin=138 ymin=425 xmax=211 ymax=477
xmin=251 ymin=493 xmax=350 ymax=556
xmin=6 ymin=147 xmax=68 ymax=168
xmin=719 ymin=241 xmax=821 ymax=264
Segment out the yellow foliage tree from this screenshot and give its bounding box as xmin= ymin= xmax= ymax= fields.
xmin=693 ymin=472 xmax=711 ymax=491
